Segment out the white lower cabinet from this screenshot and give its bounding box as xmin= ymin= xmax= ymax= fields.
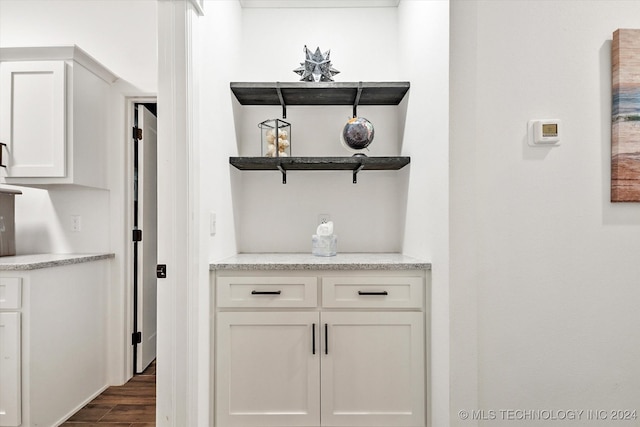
xmin=0 ymin=277 xmax=21 ymax=427
xmin=0 ymin=260 xmax=110 ymax=426
xmin=214 ymin=272 xmax=426 ymax=427
xmin=0 ymin=313 xmax=21 ymax=427
xmin=321 ymin=311 xmax=424 ymax=427
xmin=216 ymin=311 xmax=320 ymax=427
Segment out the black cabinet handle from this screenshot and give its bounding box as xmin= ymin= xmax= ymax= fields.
xmin=358 ymin=290 xmax=389 ymax=296
xmin=0 ymin=142 xmax=6 ymax=168
xmin=324 ymin=323 xmax=328 ymax=355
xmin=312 ymin=323 xmax=316 ymax=355
xmin=251 ymin=290 xmax=282 ymax=295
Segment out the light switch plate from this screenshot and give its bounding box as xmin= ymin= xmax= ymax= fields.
xmin=210 ymin=212 xmax=216 ymax=236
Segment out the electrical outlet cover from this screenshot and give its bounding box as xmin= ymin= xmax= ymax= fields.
xmin=318 ymin=214 xmax=331 ymax=224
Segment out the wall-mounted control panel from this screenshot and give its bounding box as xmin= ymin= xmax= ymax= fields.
xmin=528 ymin=119 xmax=561 ymax=146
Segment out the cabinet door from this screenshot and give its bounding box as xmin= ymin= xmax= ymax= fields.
xmin=216 ymin=311 xmax=320 ymax=427
xmin=0 ymin=61 xmax=66 ymax=178
xmin=0 ymin=312 xmax=21 ymax=427
xmin=321 ymin=312 xmax=425 ymax=427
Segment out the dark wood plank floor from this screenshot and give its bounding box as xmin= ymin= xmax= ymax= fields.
xmin=61 ymin=361 xmax=156 ymax=426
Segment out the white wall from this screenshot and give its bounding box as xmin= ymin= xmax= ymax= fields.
xmin=206 ymin=5 xmax=415 ymax=255
xmin=0 ymin=0 xmax=157 ymax=93
xmin=200 ymin=1 xmax=243 ymax=262
xmin=12 ymin=188 xmax=110 ymax=254
xmin=0 ymin=0 xmax=157 ymax=255
xmin=0 ymin=0 xmax=158 ymax=386
xmin=398 ymin=2 xmax=450 ymax=426
xmin=450 ymin=1 xmax=640 ymax=425
xmin=200 ymin=2 xmax=450 ymax=425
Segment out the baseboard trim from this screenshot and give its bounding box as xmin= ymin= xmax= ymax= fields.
xmin=53 ymin=384 xmax=110 ymax=427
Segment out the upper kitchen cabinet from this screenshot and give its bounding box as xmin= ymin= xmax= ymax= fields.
xmin=0 ymin=46 xmax=118 ymax=189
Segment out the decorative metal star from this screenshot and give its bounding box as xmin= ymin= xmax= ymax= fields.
xmin=293 ymin=45 xmax=340 ymax=82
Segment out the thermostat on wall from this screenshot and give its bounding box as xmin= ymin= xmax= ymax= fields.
xmin=528 ymin=119 xmax=561 ymax=146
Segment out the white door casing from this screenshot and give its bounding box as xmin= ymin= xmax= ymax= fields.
xmin=136 ymin=104 xmax=158 ymax=374
xmin=156 ymin=1 xmax=203 ymax=426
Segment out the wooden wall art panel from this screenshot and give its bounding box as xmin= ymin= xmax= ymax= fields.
xmin=612 ymin=29 xmax=640 ymax=202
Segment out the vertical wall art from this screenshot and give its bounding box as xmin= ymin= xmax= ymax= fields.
xmin=612 ymin=29 xmax=640 ymax=202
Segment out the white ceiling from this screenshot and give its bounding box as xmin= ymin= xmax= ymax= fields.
xmin=239 ymin=0 xmax=400 ymax=8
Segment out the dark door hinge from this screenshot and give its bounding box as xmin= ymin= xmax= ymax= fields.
xmin=132 ymin=331 xmax=142 ymax=345
xmin=133 ymin=127 xmax=142 ymax=140
xmin=156 ymin=264 xmax=167 ymax=279
xmin=132 ymin=229 xmax=142 ymax=242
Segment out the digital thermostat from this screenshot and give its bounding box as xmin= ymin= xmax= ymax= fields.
xmin=528 ymin=119 xmax=561 ymax=146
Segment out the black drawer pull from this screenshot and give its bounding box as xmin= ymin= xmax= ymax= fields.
xmin=358 ymin=290 xmax=389 ymax=296
xmin=324 ymin=323 xmax=328 ymax=355
xmin=312 ymin=323 xmax=316 ymax=355
xmin=251 ymin=290 xmax=282 ymax=295
xmin=0 ymin=142 xmax=6 ymax=168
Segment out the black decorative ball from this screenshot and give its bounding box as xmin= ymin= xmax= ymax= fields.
xmin=340 ymin=117 xmax=375 ymax=152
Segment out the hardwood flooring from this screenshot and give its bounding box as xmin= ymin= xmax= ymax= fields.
xmin=61 ymin=361 xmax=156 ymax=427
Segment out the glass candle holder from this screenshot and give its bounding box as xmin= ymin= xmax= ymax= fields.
xmin=259 ymin=119 xmax=291 ymax=157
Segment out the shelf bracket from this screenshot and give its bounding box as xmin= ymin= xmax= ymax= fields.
xmin=352 ymin=162 xmax=365 ymax=184
xmin=276 ymin=82 xmax=286 ymax=118
xmin=353 ymin=81 xmax=363 ymax=118
xmin=276 ymin=162 xmax=287 ymax=184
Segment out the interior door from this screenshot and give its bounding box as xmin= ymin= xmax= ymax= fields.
xmin=136 ymin=104 xmax=158 ymax=373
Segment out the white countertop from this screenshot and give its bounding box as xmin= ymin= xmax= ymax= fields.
xmin=0 ymin=253 xmax=115 ymax=271
xmin=210 ymin=253 xmax=430 ymax=271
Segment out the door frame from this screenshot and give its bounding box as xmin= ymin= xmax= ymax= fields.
xmin=124 ymin=95 xmax=158 ymax=379
xmin=156 ymin=1 xmax=205 ymax=425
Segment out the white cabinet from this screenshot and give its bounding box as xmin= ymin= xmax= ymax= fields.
xmin=321 ymin=311 xmax=424 ymax=427
xmin=0 ymin=278 xmax=21 ymax=427
xmin=0 ymin=46 xmax=117 ymax=188
xmin=216 ymin=311 xmax=320 ymax=427
xmin=0 ymin=313 xmax=21 ymax=427
xmin=216 ymin=275 xmax=318 ymax=308
xmin=214 ymin=270 xmax=427 ymax=427
xmin=0 ymin=257 xmax=111 ymax=426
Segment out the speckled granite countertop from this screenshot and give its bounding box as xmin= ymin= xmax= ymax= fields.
xmin=210 ymin=253 xmax=430 ymax=271
xmin=0 ymin=253 xmax=115 ymax=271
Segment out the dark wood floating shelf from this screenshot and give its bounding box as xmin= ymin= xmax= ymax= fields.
xmin=230 ymin=156 xmax=410 ymax=184
xmin=230 ymin=81 xmax=410 ymax=117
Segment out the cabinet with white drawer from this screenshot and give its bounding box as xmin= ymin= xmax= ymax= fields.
xmin=216 ymin=275 xmax=317 ymax=308
xmin=213 ymin=269 xmax=428 ymax=427
xmin=322 ymin=275 xmax=423 ymax=308
xmin=0 ymin=257 xmax=112 ymax=427
xmin=0 ymin=277 xmax=21 ymax=427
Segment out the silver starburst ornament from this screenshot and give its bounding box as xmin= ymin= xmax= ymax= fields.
xmin=293 ymin=45 xmax=340 ymax=82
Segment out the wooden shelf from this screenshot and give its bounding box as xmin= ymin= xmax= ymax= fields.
xmin=230 ymin=81 xmax=410 ymax=117
xmin=229 ymin=82 xmax=411 ymax=183
xmin=229 ymin=156 xmax=410 ymax=184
